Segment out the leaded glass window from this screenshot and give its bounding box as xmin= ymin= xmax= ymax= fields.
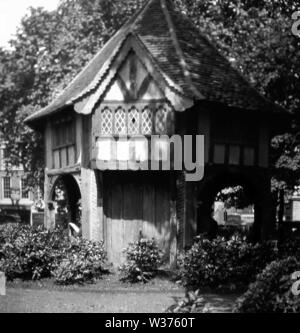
xmin=114 ymin=107 xmax=127 ymax=135
xmin=99 ymin=105 xmax=172 ymax=136
xmin=101 ymin=107 xmax=113 ymax=135
xmin=141 ymin=107 xmax=152 ymax=135
xmin=155 ymin=106 xmax=167 ymax=134
xmin=128 ymin=107 xmax=140 ymax=135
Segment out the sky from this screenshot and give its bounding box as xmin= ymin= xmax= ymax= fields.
xmin=0 ymin=0 xmax=60 ymax=48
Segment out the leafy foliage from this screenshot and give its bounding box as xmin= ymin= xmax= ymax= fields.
xmin=174 ymin=0 xmax=300 ymax=193
xmin=0 ymin=0 xmax=145 ymax=191
xmin=278 ymin=234 xmax=300 ymax=259
xmin=119 ymin=238 xmax=162 ymax=283
xmin=0 ymin=224 xmax=107 ymax=284
xmin=215 ymin=186 xmax=252 ymax=209
xmin=0 ymin=224 xmax=68 ymax=280
xmin=166 ymin=290 xmax=207 ymax=313
xmin=53 ymin=238 xmax=107 ymax=285
xmin=217 ymin=225 xmax=250 ymax=240
xmin=179 ymin=235 xmax=277 ymax=291
xmin=234 ymin=256 xmax=300 ymax=313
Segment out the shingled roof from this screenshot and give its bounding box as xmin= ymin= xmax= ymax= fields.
xmin=26 ymin=0 xmax=279 ymax=125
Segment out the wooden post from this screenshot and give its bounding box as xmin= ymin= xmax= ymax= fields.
xmin=44 ymin=171 xmax=50 ymax=229
xmin=169 ymin=200 xmax=177 ymax=269
xmin=169 ymin=173 xmax=177 ymax=269
xmin=81 ymin=168 xmax=101 ymax=241
xmin=75 ymin=114 xmax=83 ymax=164
xmin=184 ymin=177 xmax=198 ymax=246
xmin=97 ymin=171 xmax=105 ymax=241
xmin=45 ymin=122 xmax=53 ymax=169
xmin=256 ymin=173 xmax=275 ymax=242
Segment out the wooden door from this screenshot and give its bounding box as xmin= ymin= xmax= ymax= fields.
xmin=103 ymin=172 xmax=170 ymax=265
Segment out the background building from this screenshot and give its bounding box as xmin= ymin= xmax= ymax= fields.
xmin=0 ymin=140 xmax=34 ymax=224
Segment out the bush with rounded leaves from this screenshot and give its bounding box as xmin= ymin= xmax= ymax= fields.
xmin=179 ymin=235 xmax=277 ymax=291
xmin=53 ymin=237 xmax=107 ymax=285
xmin=119 ymin=238 xmax=162 ymax=283
xmin=234 ymin=257 xmax=300 ymax=313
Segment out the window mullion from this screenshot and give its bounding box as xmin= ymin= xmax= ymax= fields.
xmin=112 ymin=108 xmax=115 ymax=136
xmin=139 ymin=108 xmax=142 ymax=135
xmin=126 ymin=108 xmax=129 ymax=136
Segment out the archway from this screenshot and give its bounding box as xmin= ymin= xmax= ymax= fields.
xmin=50 ymin=175 xmax=81 ymax=230
xmin=197 ymin=171 xmax=262 ymax=241
xmin=212 ymin=185 xmax=255 ymax=237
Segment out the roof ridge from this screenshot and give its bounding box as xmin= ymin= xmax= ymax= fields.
xmin=132 ymin=32 xmax=189 ymax=97
xmin=160 ymin=0 xmax=203 ymax=99
xmin=130 ymin=0 xmax=154 ymax=31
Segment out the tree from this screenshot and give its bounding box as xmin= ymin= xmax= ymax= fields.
xmin=0 ymin=0 xmax=299 ymax=202
xmin=175 ymin=0 xmax=300 ymax=193
xmin=216 ymin=186 xmax=253 ymax=210
xmin=0 ymin=0 xmax=145 ymax=193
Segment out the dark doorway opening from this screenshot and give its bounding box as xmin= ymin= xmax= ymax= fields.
xmin=197 ymin=172 xmax=258 ymax=240
xmin=51 ymin=175 xmax=81 ymax=230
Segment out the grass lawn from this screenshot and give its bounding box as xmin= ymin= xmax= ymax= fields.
xmin=6 ymin=270 xmax=183 ymax=293
xmin=1 ymin=272 xmax=184 ymax=313
xmin=0 ymin=271 xmax=239 ymax=313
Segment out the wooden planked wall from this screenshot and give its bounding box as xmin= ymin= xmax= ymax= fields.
xmin=103 ymin=172 xmax=171 ymax=265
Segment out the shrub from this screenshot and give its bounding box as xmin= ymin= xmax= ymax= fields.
xmin=179 ymin=235 xmax=277 ymax=291
xmin=0 ymin=224 xmax=107 ymax=284
xmin=234 ymin=257 xmax=300 ymax=313
xmin=119 ymin=238 xmax=162 ymax=283
xmin=53 ymin=238 xmax=107 ymax=285
xmin=166 ymin=290 xmax=206 ymax=313
xmin=278 ymin=238 xmax=300 ymax=260
xmin=0 ymin=225 xmax=68 ymax=280
xmin=217 ymin=225 xmax=250 ymax=240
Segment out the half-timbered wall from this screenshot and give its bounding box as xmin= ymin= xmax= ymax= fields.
xmin=91 ymin=50 xmax=175 ymax=170
xmin=87 ymin=50 xmax=178 ymax=264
